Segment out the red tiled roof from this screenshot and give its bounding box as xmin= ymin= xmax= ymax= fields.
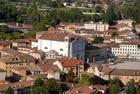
xmin=93 ymin=85 xmax=107 ymax=91
xmin=31 ymin=47 xmax=38 ymax=51
xmin=0 ymin=41 xmax=11 ymax=47
xmin=110 ymin=69 xmax=140 ymax=76
xmin=48 ymin=27 xmax=60 ymax=32
xmin=98 ymin=66 xmax=113 ymax=74
xmin=58 ymin=58 xmax=84 ymax=67
xmin=67 ymin=85 xmax=96 ymax=94
xmin=0 ymin=80 xmax=34 ymax=92
xmin=27 ymin=74 xmax=46 ymax=79
xmin=38 ymin=64 xmax=61 ymax=73
xmin=39 ymin=31 xmax=77 ymax=41
xmin=0 ymin=80 xmax=9 ymax=85
xmin=0 ymin=68 xmax=6 ymax=72
xmin=0 ymin=48 xmax=35 ymax=62
xmin=8 ymin=25 xmax=32 ymax=29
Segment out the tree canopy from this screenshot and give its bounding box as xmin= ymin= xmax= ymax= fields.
xmin=127 ymin=80 xmax=136 ymax=94
xmin=5 ymin=87 xmax=14 ymax=94
xmin=92 ymin=37 xmax=104 ymax=44
xmin=31 ymin=78 xmax=62 ymax=94
xmin=111 ymin=32 xmax=118 ymax=37
xmin=108 ymin=78 xmax=123 ymax=94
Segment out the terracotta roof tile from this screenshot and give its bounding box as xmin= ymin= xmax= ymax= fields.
xmin=0 ymin=41 xmax=11 ymax=47
xmin=27 ymin=74 xmax=46 ymax=79
xmin=0 ymin=48 xmax=35 ymax=62
xmin=0 ymin=80 xmax=9 ymax=85
xmin=58 ymin=58 xmax=84 ymax=67
xmin=110 ymin=69 xmax=140 ymax=76
xmin=93 ymin=85 xmax=107 ymax=91
xmin=0 ymin=80 xmax=34 ymax=92
xmin=67 ymin=85 xmax=96 ymax=94
xmin=39 ymin=31 xmax=77 ymax=42
xmin=38 ymin=64 xmax=61 ymax=73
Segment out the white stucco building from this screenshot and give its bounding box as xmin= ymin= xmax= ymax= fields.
xmin=110 ymin=42 xmax=140 ymax=59
xmin=32 ymin=32 xmax=86 ymax=61
xmin=84 ymin=22 xmax=109 ymax=31
xmin=117 ymin=19 xmax=134 ymax=28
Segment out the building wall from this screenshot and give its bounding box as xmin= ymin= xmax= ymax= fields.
xmin=135 ymin=25 xmax=140 ymax=33
xmin=84 ymin=23 xmax=109 ymax=31
xmin=0 ymin=87 xmax=31 ymax=94
xmin=118 ymin=20 xmax=133 ymax=28
xmin=32 ymin=42 xmax=38 ymax=48
xmin=48 ymin=72 xmax=60 ymax=80
xmin=85 ymin=47 xmax=108 ymax=62
xmin=119 ymin=27 xmax=132 ymax=31
xmin=63 ymin=65 xmax=84 ymax=77
xmin=36 ymin=37 xmax=85 ymax=61
xmin=70 ymin=37 xmax=85 ymax=61
xmin=0 ymin=62 xmax=34 ymax=77
xmin=53 ymin=60 xmax=84 ymax=77
xmin=53 ymin=61 xmax=63 ymax=71
xmin=0 ymin=72 xmax=6 ymax=80
xmin=110 ymin=44 xmax=140 ymax=59
xmin=38 ymin=39 xmax=69 ymax=57
xmin=94 ymin=67 xmax=110 ymax=80
xmin=110 ymin=75 xmax=140 ymax=85
xmin=29 ymin=53 xmax=41 ymax=59
xmin=12 ymin=69 xmax=27 ymax=81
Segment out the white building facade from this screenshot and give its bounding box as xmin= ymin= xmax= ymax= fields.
xmin=110 ymin=43 xmax=140 ymax=59
xmin=117 ymin=19 xmax=134 ymax=28
xmin=32 ymin=32 xmax=86 ymax=61
xmin=84 ymin=22 xmax=109 ymax=31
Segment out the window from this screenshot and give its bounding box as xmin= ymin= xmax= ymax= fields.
xmin=44 ymin=47 xmax=48 ymax=49
xmin=60 ymin=48 xmax=63 ymax=51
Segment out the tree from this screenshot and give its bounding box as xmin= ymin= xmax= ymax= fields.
xmin=31 ymin=78 xmax=62 ymax=94
xmin=66 ymin=69 xmax=75 ymax=82
xmin=33 ymin=21 xmax=46 ymax=31
xmin=31 ymin=78 xmax=44 ymax=94
xmin=1 ymin=25 xmax=9 ymax=33
xmin=136 ymin=82 xmax=140 ymax=94
xmin=127 ymin=80 xmax=136 ymax=94
xmin=3 ymin=33 xmax=14 ymax=40
xmin=90 ymin=75 xmax=107 ymax=85
xmin=104 ymin=59 xmax=107 ymax=63
xmin=79 ymin=74 xmax=91 ymax=85
xmin=23 ymin=32 xmax=35 ymax=39
xmin=93 ymin=14 xmax=101 ymax=22
xmin=44 ymin=79 xmax=62 ymax=94
xmin=103 ymin=3 xmax=121 ymax=25
xmin=108 ymin=78 xmax=122 ymax=94
xmin=95 ymin=6 xmax=103 ymax=13
xmin=92 ymin=37 xmax=104 ymax=44
xmin=13 ymin=32 xmax=22 ymax=39
xmin=5 ymin=87 xmax=14 ymax=94
xmin=32 ymin=78 xmax=44 ymax=89
xmin=111 ymin=32 xmax=118 ymax=37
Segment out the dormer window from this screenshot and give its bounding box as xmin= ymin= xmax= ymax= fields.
xmin=60 ymin=48 xmax=63 ymax=51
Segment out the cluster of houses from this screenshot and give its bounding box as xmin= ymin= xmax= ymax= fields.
xmin=0 ymin=19 xmax=139 ymax=94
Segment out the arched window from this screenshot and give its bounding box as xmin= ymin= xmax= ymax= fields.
xmin=44 ymin=47 xmax=48 ymax=49
xmin=60 ymin=48 xmax=63 ymax=51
